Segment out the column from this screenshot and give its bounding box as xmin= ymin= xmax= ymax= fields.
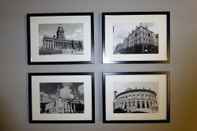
xmin=144 ymin=100 xmax=147 ymax=108
xmin=135 ymin=100 xmax=137 ymax=108
xmin=149 ymin=101 xmax=152 ymax=109
xmin=50 ymin=42 xmax=52 ymax=49
xmin=50 ymin=41 xmax=52 ymax=49
xmin=51 ymin=42 xmax=53 ymax=49
xmin=140 ymin=100 xmax=142 ymax=109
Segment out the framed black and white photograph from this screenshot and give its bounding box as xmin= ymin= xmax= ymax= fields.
xmin=102 ymin=12 xmax=170 ymax=63
xmin=28 ymin=73 xmax=95 ymax=123
xmin=103 ymin=72 xmax=170 ymax=123
xmin=27 ymin=13 xmax=94 ymax=64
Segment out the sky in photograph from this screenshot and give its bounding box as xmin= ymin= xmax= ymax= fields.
xmin=60 ymin=83 xmax=84 ymax=99
xmin=40 ymin=82 xmax=84 ymax=100
xmin=113 ymin=22 xmax=159 ymax=48
xmin=39 ymin=23 xmax=83 ymax=46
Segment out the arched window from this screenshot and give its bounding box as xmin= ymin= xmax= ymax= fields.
xmin=147 ymin=101 xmax=150 ymax=108
xmin=142 ymin=101 xmax=145 ymax=108
xmin=137 ymin=101 xmax=140 ymax=108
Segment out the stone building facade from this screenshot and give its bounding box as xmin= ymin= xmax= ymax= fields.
xmin=113 ymin=88 xmax=158 ymax=113
xmin=114 ymin=24 xmax=159 ymax=54
xmin=39 ymin=26 xmax=83 ymax=55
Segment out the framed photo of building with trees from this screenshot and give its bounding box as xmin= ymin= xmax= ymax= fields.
xmin=27 ymin=13 xmax=94 ymax=64
xmin=102 ymin=12 xmax=170 ymax=63
xmin=103 ymin=72 xmax=170 ymax=123
xmin=28 ymin=72 xmax=95 ymax=123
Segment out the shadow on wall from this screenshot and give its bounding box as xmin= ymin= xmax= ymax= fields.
xmin=0 ymin=99 xmax=19 ymax=130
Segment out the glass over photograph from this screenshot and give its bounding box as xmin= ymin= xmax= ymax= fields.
xmin=113 ymin=23 xmax=159 ymax=54
xmin=39 ymin=24 xmax=84 ymax=55
xmin=27 ymin=13 xmax=93 ymax=64
xmin=28 ymin=73 xmax=94 ymax=123
xmin=102 ymin=12 xmax=170 ymax=63
xmin=113 ymin=82 xmax=159 ymax=113
xmin=103 ymin=72 xmax=170 ymax=123
xmin=40 ymin=82 xmax=84 ymax=114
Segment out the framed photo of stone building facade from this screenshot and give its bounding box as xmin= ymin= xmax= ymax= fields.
xmin=27 ymin=13 xmax=94 ymax=64
xmin=102 ymin=12 xmax=170 ymax=63
xmin=103 ymin=72 xmax=170 ymax=123
xmin=28 ymin=72 xmax=95 ymax=123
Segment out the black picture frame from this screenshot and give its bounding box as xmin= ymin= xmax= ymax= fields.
xmin=103 ymin=72 xmax=170 ymax=123
xmin=102 ymin=12 xmax=170 ymax=64
xmin=28 ymin=72 xmax=95 ymax=123
xmin=27 ymin=13 xmax=94 ymax=65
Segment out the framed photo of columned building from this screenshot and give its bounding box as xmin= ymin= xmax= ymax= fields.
xmin=27 ymin=13 xmax=94 ymax=64
xmin=103 ymin=72 xmax=170 ymax=123
xmin=28 ymin=72 xmax=95 ymax=123
xmin=102 ymin=12 xmax=170 ymax=63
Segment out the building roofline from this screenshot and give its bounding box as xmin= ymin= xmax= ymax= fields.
xmin=135 ymin=25 xmax=154 ymax=33
xmin=116 ymin=88 xmax=157 ymax=98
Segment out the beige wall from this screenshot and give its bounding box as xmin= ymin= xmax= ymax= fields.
xmin=0 ymin=0 xmax=197 ymax=131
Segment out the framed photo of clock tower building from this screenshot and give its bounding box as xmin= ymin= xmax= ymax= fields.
xmin=27 ymin=13 xmax=94 ymax=64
